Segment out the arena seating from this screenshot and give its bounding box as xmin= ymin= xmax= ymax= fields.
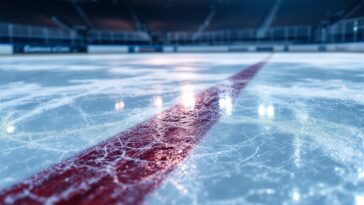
xmin=0 ymin=0 xmax=362 ymax=33
xmin=80 ymin=2 xmax=134 ymax=31
xmin=0 ymin=0 xmax=55 ymax=27
xmin=272 ymin=0 xmax=359 ymax=26
xmin=46 ymin=1 xmax=85 ymax=29
xmin=134 ymin=5 xmax=210 ymax=32
xmin=347 ymin=1 xmax=364 ymax=18
xmin=208 ymin=0 xmax=275 ymax=30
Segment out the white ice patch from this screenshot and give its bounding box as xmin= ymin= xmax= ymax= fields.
xmin=250 ymin=80 xmax=364 ymax=104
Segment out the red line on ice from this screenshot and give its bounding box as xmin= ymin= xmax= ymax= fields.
xmin=0 ymin=57 xmax=270 ymax=205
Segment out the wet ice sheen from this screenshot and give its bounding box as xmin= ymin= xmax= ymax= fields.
xmin=0 ymin=53 xmax=363 ymax=205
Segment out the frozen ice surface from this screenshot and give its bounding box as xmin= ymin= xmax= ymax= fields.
xmin=0 ymin=53 xmax=363 ymax=205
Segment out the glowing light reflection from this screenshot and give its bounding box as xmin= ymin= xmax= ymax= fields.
xmin=356 ymin=195 xmax=364 ymax=205
xmin=6 ymin=125 xmax=16 ymax=134
xmin=219 ymin=95 xmax=233 ymax=115
xmin=181 ymin=85 xmax=195 ymax=110
xmin=258 ymin=104 xmax=266 ymax=116
xmin=153 ymin=96 xmax=163 ymax=108
xmin=267 ymin=105 xmax=274 ymax=118
xmin=258 ymin=104 xmax=275 ymax=119
xmin=114 ymin=101 xmax=125 ymax=111
xmin=292 ymin=190 xmax=301 ymax=201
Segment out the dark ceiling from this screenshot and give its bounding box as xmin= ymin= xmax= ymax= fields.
xmin=51 ymin=0 xmax=258 ymax=7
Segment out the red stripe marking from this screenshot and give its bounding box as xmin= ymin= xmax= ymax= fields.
xmin=0 ymin=57 xmax=270 ymax=205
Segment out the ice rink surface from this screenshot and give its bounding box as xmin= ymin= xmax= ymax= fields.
xmin=0 ymin=53 xmax=364 ymax=205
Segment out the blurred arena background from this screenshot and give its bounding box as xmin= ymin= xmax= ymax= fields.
xmin=0 ymin=0 xmax=363 ymax=54
xmin=1 ymin=1 xmax=364 ymax=205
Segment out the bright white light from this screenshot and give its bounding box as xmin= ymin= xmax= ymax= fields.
xmin=153 ymin=96 xmax=163 ymax=108
xmin=6 ymin=125 xmax=16 ymax=134
xmin=181 ymin=85 xmax=195 ymax=110
xmin=219 ymin=95 xmax=233 ymax=116
xmin=225 ymin=97 xmax=233 ymax=115
xmin=356 ymin=195 xmax=364 ymax=205
xmin=292 ymin=190 xmax=301 ymax=201
xmin=267 ymin=105 xmax=275 ymax=118
xmin=114 ymin=101 xmax=125 ymax=111
xmin=258 ymin=104 xmax=266 ymax=116
xmin=219 ymin=98 xmax=226 ymax=108
xmin=258 ymin=104 xmax=275 ymax=119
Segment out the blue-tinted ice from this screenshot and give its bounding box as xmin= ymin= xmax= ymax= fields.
xmin=0 ymin=53 xmax=363 ymax=205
